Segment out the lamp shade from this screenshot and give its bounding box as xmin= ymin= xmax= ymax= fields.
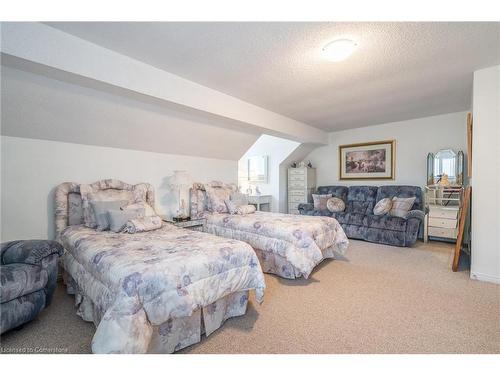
xmin=169 ymin=170 xmax=192 ymax=188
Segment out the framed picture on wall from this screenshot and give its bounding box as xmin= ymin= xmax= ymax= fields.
xmin=339 ymin=140 xmax=395 ymax=180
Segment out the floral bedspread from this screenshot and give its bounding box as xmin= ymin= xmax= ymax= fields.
xmin=60 ymin=224 xmax=265 ymax=353
xmin=204 ymin=212 xmax=349 ymax=278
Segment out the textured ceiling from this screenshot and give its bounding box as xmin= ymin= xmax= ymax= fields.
xmin=46 ymin=22 xmax=500 ymax=131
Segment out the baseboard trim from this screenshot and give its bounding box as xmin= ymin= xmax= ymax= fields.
xmin=470 ymin=271 xmax=500 ymax=284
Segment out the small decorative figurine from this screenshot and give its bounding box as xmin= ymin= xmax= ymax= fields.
xmin=438 ymin=173 xmax=451 ymax=187
xmin=246 ymin=187 xmax=253 ymax=195
xmin=291 ymin=162 xmax=297 ymax=168
xmin=298 ymin=161 xmax=306 ymax=167
xmin=307 ymin=161 xmax=313 ymax=168
xmin=255 ymin=186 xmax=261 ymax=196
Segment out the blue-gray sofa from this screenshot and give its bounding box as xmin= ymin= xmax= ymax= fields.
xmin=1 ymin=240 xmax=63 ymax=334
xmin=298 ymin=185 xmax=424 ymax=247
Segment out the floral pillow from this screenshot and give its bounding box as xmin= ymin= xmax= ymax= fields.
xmin=373 ymin=198 xmax=392 ymax=216
xmin=205 ymin=185 xmax=232 ymax=213
xmin=326 ymin=197 xmax=345 ymax=212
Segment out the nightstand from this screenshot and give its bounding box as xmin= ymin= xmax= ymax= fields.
xmin=247 ymin=195 xmax=272 ymax=212
xmin=162 ymin=218 xmax=206 ymax=232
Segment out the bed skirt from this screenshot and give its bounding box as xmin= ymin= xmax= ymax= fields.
xmin=253 ymin=246 xmax=337 ymax=279
xmin=63 ymin=272 xmax=248 ymax=353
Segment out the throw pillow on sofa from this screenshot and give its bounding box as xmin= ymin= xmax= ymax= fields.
xmin=373 ymin=198 xmax=392 ymax=215
xmin=312 ymin=194 xmax=332 ymax=210
xmin=326 ymin=197 xmax=345 ymax=212
xmin=389 ymin=196 xmax=416 ymax=218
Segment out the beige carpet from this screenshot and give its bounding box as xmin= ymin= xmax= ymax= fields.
xmin=1 ymin=240 xmax=499 ymax=354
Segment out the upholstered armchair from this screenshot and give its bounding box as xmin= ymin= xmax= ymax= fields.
xmin=1 ymin=240 xmax=63 ymax=334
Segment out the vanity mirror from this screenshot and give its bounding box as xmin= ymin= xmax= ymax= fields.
xmin=426 ymin=149 xmax=465 ymax=187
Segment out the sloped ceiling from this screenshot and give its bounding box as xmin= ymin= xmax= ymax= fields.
xmin=47 ymin=22 xmax=500 ymax=131
xmin=1 ymin=65 xmax=259 ymax=160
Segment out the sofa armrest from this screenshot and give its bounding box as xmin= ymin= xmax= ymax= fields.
xmin=404 ymin=210 xmax=424 ymax=246
xmin=405 ymin=210 xmax=424 ymax=222
xmin=298 ymin=203 xmax=314 ymax=214
xmin=1 ymin=240 xmax=64 ymax=266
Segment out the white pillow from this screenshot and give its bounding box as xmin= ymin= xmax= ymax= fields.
xmin=373 ymin=198 xmax=392 ymax=216
xmin=389 ymin=197 xmax=416 ymax=218
xmin=237 ymin=205 xmax=256 ymax=215
xmin=326 ymin=197 xmax=345 ymax=213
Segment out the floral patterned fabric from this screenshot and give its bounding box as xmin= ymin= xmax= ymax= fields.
xmin=204 ymin=212 xmax=349 ymax=279
xmin=1 ymin=240 xmax=63 ymax=333
xmin=60 ymin=225 xmax=265 ymax=353
xmin=124 ymin=216 xmax=163 ymax=234
xmin=55 ymin=180 xmax=155 ymax=237
xmin=204 ymin=185 xmax=232 ymax=213
xmin=80 ymin=180 xmax=151 ymax=229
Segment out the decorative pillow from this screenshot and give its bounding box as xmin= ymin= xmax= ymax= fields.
xmin=237 ymin=205 xmax=256 ymax=215
xmin=373 ymin=198 xmax=393 ymax=216
xmin=326 ymin=197 xmax=345 ymax=213
xmin=312 ymin=194 xmax=332 ymax=210
xmin=124 ymin=202 xmax=157 ymax=217
xmin=80 ymin=184 xmax=147 ymax=228
xmin=90 ymin=200 xmax=128 ymax=231
xmin=389 ymin=196 xmax=416 ymax=218
xmin=108 ymin=207 xmax=145 ymax=233
xmin=224 ymin=199 xmax=239 ymax=215
xmin=205 ymin=186 xmax=232 ymax=213
xmin=230 ymin=192 xmax=249 ymax=206
xmin=124 ymin=216 xmax=162 ymax=234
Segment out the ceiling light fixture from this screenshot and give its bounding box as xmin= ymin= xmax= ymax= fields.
xmin=322 ymin=39 xmax=358 ymax=62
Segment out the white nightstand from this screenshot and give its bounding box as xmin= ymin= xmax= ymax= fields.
xmin=247 ymin=195 xmax=272 ymax=212
xmin=162 ymin=218 xmax=206 ymax=232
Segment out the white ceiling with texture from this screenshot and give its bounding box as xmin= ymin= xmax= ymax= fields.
xmin=46 ymin=22 xmax=500 ymax=131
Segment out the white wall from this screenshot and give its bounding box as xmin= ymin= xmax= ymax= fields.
xmin=471 ymin=65 xmax=500 ymax=284
xmin=1 ymin=136 xmax=237 ymax=242
xmin=238 ymin=135 xmax=299 ymax=212
xmin=304 ymin=112 xmax=468 ymax=188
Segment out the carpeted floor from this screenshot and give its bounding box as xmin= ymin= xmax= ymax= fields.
xmin=1 ymin=239 xmax=499 ymax=354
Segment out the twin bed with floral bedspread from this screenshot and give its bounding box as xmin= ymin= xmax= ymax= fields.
xmin=55 ymin=180 xmax=265 ymax=354
xmin=190 ymin=182 xmax=349 ymax=279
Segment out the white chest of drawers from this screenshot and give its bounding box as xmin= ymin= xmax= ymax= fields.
xmin=426 ymin=204 xmax=459 ymax=240
xmin=288 ymin=167 xmax=316 ymax=214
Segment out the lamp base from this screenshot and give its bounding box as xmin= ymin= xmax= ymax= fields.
xmin=173 ymin=215 xmax=191 ymax=223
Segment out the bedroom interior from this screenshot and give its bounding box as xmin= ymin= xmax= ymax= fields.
xmin=0 ymin=2 xmax=499 ymax=372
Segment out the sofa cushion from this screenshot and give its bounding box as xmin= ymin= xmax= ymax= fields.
xmin=348 ymin=213 xmax=368 ymax=226
xmin=331 ymin=211 xmax=349 ymax=224
xmin=312 ymin=209 xmax=333 ymax=217
xmin=317 ymin=186 xmax=348 ymax=203
xmin=367 ymin=214 xmax=407 ymax=232
xmin=0 ymin=264 xmax=48 ymax=303
xmin=347 ymin=186 xmax=378 ymax=214
xmin=348 ymin=200 xmax=374 ymax=214
xmin=348 ymin=186 xmax=378 ymax=202
xmin=376 ymin=185 xmax=423 ymax=211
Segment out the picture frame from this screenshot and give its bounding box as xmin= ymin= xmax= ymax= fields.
xmin=339 ymin=140 xmax=395 ymax=180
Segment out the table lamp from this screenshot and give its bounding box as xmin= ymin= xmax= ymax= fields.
xmin=169 ymin=170 xmax=192 ymax=221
